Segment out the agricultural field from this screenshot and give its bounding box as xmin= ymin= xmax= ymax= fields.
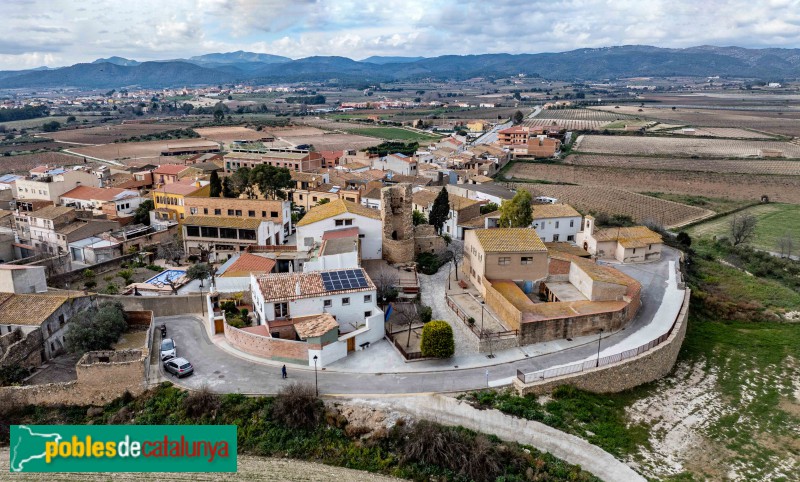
xmin=0 ymin=115 xmax=102 ymax=131
xmin=590 ymin=106 xmax=800 ymax=137
xmin=42 ymin=123 xmax=185 ymax=145
xmin=565 ymin=154 xmax=800 ymax=176
xmin=194 ymin=126 xmax=269 ymax=144
xmin=336 ymin=126 xmax=441 ymax=142
xmin=658 ymin=127 xmax=777 ymax=139
xmin=69 ymin=139 xmax=220 ymax=164
xmin=275 ymin=133 xmax=381 ymax=151
xmin=524 ymin=118 xmax=612 ymax=130
xmin=509 ymin=182 xmax=712 ymax=227
xmin=0 ymin=140 xmax=63 ymax=154
xmin=537 ymin=108 xmax=637 ymax=122
xmin=686 ymin=203 xmax=800 ymax=253
xmin=508 ymin=162 xmax=800 ymax=204
xmin=640 ymin=192 xmax=753 ymax=215
xmin=573 ymin=134 xmax=800 ymax=158
xmin=0 ymin=152 xmax=84 ymax=173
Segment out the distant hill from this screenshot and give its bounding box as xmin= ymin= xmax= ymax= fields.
xmin=2 ymin=45 xmax=799 ymax=89
xmin=92 ymin=56 xmax=140 ymax=66
xmin=361 ymin=56 xmax=426 ymax=64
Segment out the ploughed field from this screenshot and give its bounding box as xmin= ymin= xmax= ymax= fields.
xmin=509 ymin=182 xmax=713 ymax=228
xmin=43 ymin=123 xmax=185 ymax=145
xmin=573 ymin=135 xmax=800 ymax=158
xmin=565 ymin=154 xmax=800 ymax=176
xmin=0 ymin=152 xmax=84 ymax=173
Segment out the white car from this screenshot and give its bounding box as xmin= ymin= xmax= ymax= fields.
xmin=160 ymin=338 xmax=177 ymax=360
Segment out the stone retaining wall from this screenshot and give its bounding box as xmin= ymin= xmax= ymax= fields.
xmin=483 ymin=280 xmax=522 ymax=330
xmin=0 ymin=328 xmax=43 ymax=369
xmin=514 ymin=289 xmax=690 ymax=395
xmin=97 ymin=294 xmax=205 ymax=317
xmin=0 ymin=349 xmax=147 ymax=406
xmin=223 ymin=321 xmax=308 ymax=364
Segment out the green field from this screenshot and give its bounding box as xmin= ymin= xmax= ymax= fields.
xmin=642 ymin=192 xmax=754 ymax=215
xmin=340 ymin=126 xmax=442 ymax=141
xmin=686 ymin=203 xmax=800 ymax=253
xmin=0 ymin=115 xmax=101 ymax=130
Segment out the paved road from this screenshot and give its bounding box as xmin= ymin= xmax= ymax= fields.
xmin=159 ymin=248 xmax=679 ymax=395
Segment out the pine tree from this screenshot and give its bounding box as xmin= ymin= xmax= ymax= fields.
xmin=209 ymin=170 xmax=222 ymax=197
xmin=429 ymin=188 xmax=451 ymax=234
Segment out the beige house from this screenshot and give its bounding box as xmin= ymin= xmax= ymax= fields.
xmin=576 ymin=216 xmax=663 ymax=263
xmin=463 ymin=228 xmax=548 ymax=295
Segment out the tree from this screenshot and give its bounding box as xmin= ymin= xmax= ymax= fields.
xmin=157 ymin=235 xmax=184 ymax=264
xmin=729 ymin=213 xmax=758 ymax=246
xmin=512 ymin=110 xmax=524 ymax=125
xmin=222 ymin=176 xmax=235 ymax=198
xmin=448 ymin=241 xmax=464 ymax=281
xmin=41 ymin=120 xmax=61 ymax=132
xmin=133 ymin=199 xmax=153 ymax=226
xmin=480 ymin=202 xmax=499 ymax=215
xmin=676 ymin=231 xmax=692 ymax=249
xmin=65 ymin=302 xmax=128 ymax=354
xmin=187 ymin=263 xmax=214 ymax=287
xmin=428 ymin=188 xmax=450 ymax=234
xmin=231 ymin=167 xmax=253 ymax=198
xmin=373 ymin=266 xmax=399 ymax=304
xmin=213 ymin=108 xmax=225 ymax=122
xmin=317 ymin=198 xmax=330 ymax=205
xmin=117 ymin=269 xmax=134 ymax=285
xmin=209 ymin=171 xmax=222 ymax=197
xmin=412 ymin=209 xmax=427 ymax=226
xmin=499 ymin=190 xmax=533 ymax=228
xmin=396 ymin=303 xmax=420 ymax=349
xmin=250 ymin=164 xmax=293 ymax=200
xmin=420 ymin=320 xmax=455 ymax=358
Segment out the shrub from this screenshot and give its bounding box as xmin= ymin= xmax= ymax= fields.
xmin=83 ymin=280 xmax=97 ymax=290
xmin=146 ymin=264 xmax=162 ymax=272
xmin=420 ymin=320 xmax=455 ymax=358
xmin=104 ymin=283 xmax=120 ymax=295
xmin=117 ymin=269 xmax=134 ymax=285
xmin=65 ymin=301 xmax=128 ymax=353
xmin=226 ymin=315 xmax=246 ymax=328
xmin=183 ymin=385 xmax=221 ymax=419
xmin=0 ymin=364 xmax=31 ymax=386
xmin=416 ymin=252 xmax=444 ymax=275
xmin=419 ymin=304 xmax=432 ymax=324
xmin=240 ymin=308 xmax=249 ymax=318
xmin=271 ymin=383 xmax=322 ymax=430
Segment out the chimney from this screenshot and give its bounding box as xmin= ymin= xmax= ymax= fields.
xmin=295 ymin=280 xmax=301 ymax=296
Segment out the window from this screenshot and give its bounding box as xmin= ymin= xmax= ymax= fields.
xmin=299 ymin=194 xmax=304 ymax=200
xmin=189 ymin=207 xmax=198 ymax=215
xmin=364 ymin=311 xmax=372 ymax=317
xmin=235 ymin=210 xmax=242 ymax=216
xmin=555 ymin=221 xmax=559 ymax=229
xmin=335 ymin=220 xmax=344 ymax=226
xmin=344 ymin=219 xmax=353 ymax=226
xmin=570 ymin=219 xmax=574 ymax=228
xmin=274 ymin=302 xmax=288 ymax=318
xmin=553 ymin=234 xmax=559 ymax=241
xmin=323 ymin=299 xmax=332 ymax=308
xmin=521 ymin=257 xmax=533 ymax=265
xmin=227 ymin=209 xmax=234 ymax=216
xmin=342 ymin=297 xmax=350 ymax=306
xmin=185 ymin=226 xmax=200 ymax=237
xmin=567 ymin=235 xmax=575 ymax=242
xmin=312 ymin=197 xmax=318 ymax=202
xmin=632 ymin=248 xmax=637 ymax=254
xmin=248 ymin=210 xmax=255 ymax=217
xmin=262 ymin=211 xmax=267 ymax=217
xmin=364 ymin=295 xmax=372 ymax=303
xmin=271 ymin=211 xmax=278 ymax=217
xmin=214 ymin=209 xmax=221 ymax=215
xmin=59 ymin=314 xmax=65 ymax=326
xmin=204 ymin=208 xmax=209 ymax=215
xmin=498 ymin=257 xmax=511 ymax=265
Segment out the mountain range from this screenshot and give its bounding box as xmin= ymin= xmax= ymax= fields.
xmin=0 ymin=46 xmax=796 ymax=90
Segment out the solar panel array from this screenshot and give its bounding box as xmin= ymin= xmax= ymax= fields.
xmin=321 ymin=270 xmax=368 ymax=291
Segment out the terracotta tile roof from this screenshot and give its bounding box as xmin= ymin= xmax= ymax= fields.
xmin=0 ymin=293 xmax=68 ymax=325
xmin=183 ymin=215 xmax=263 ymax=229
xmin=413 ymin=189 xmax=478 ymax=211
xmin=571 ymin=256 xmax=631 ymax=286
xmin=220 ymin=253 xmax=276 ymax=278
xmin=156 ymin=183 xmax=206 ymax=195
xmin=449 ymin=195 xmax=480 ymax=212
xmin=255 ymin=268 xmax=375 ymax=302
xmin=545 ymin=242 xmax=590 ymax=258
xmin=322 ymin=227 xmax=359 ymax=240
xmin=29 ymin=205 xmax=74 ymax=220
xmin=474 ymin=228 xmax=546 ymax=253
xmin=362 ymin=187 xmax=382 ymax=200
xmin=292 ymin=171 xmax=325 ymax=183
xmin=61 ymin=186 xmax=137 ymax=202
xmin=592 ymin=226 xmax=663 ymax=248
xmin=296 ymin=199 xmax=380 ymax=227
xmin=293 ymin=313 xmax=339 ymax=339
xmin=531 ymin=204 xmax=581 ymax=219
xmin=459 ymin=210 xmax=499 ymax=228
xmin=412 ymin=190 xmax=438 ymax=207
xmin=153 ymin=164 xmax=189 ymax=175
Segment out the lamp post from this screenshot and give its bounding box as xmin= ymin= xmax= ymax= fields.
xmin=312 ymin=355 xmax=319 ymax=397
xmin=480 ymin=301 xmax=485 ymax=333
xmin=595 ymin=328 xmax=604 ymax=367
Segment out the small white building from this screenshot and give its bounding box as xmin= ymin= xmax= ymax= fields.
xmin=295 ymin=199 xmax=383 ymax=260
xmin=530 ymin=204 xmax=583 ymax=243
xmin=0 ymin=264 xmax=47 ymax=294
xmin=15 ymin=167 xmax=100 ymax=204
xmin=60 ymin=186 xmax=144 ymax=217
xmin=576 ymin=215 xmax=663 ymax=263
xmin=371 ymin=153 xmax=418 ymax=176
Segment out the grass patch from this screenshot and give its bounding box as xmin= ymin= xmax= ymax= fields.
xmin=642 ymin=192 xmax=752 ymax=215
xmin=686 ymin=203 xmax=800 ymax=253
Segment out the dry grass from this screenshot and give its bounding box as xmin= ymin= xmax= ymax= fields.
xmin=43 ymin=124 xmax=184 ymax=145
xmin=195 ymin=126 xmax=267 ymax=143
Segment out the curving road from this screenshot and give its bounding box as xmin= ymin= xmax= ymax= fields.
xmin=158 ymin=248 xmax=679 ymax=395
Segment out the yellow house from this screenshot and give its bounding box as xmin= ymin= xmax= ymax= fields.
xmin=151 ymin=181 xmax=210 ymax=224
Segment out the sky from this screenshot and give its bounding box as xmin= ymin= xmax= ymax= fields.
xmin=1 ymin=0 xmax=799 ymax=70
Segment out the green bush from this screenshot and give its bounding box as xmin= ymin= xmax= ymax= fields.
xmin=0 ymin=363 xmax=31 ymax=386
xmin=146 ymin=264 xmax=163 ymax=272
xmin=419 ymin=304 xmax=432 ymax=324
xmin=104 ymin=283 xmax=120 ymax=295
xmin=420 ymin=320 xmax=455 ymax=358
xmin=416 ymin=252 xmax=444 ymax=275
xmin=65 ymin=301 xmax=128 ymax=353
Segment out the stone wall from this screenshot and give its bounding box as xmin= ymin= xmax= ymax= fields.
xmin=514 ymin=289 xmax=690 ymax=395
xmin=0 ymin=349 xmax=147 ymax=406
xmin=483 ymin=280 xmax=522 ymax=330
xmin=413 ymin=224 xmax=447 ymax=256
xmin=224 ymin=321 xmax=308 ymax=364
xmin=47 ymin=252 xmax=151 ymax=287
xmin=0 ymin=328 xmax=43 ymax=369
xmin=96 ymin=294 xmax=205 ymax=317
xmin=381 ymin=184 xmax=415 ymax=264
xmin=519 ymin=300 xmax=637 ymax=345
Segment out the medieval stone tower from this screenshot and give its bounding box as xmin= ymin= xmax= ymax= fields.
xmin=381 ymin=183 xmax=415 ymax=263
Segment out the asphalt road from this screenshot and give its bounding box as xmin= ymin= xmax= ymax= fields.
xmin=160 ymin=248 xmax=679 ymax=395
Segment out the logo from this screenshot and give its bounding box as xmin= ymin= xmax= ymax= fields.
xmin=10 ymin=425 xmax=237 ymax=473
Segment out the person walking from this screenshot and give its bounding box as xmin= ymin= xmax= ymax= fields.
xmin=281 ymin=364 xmax=287 ymax=379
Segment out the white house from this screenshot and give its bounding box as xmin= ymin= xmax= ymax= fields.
xmin=15 ymin=167 xmax=100 ymax=204
xmin=371 ymin=153 xmax=418 ymax=176
xmin=60 ymin=185 xmax=144 ymax=217
xmin=530 ymin=204 xmax=583 ymax=243
xmin=250 ymin=268 xmax=385 ymax=366
xmin=295 ymin=199 xmax=383 ymax=259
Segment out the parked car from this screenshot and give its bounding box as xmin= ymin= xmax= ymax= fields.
xmin=160 ymin=338 xmax=177 ymax=360
xmin=164 ymin=357 xmax=194 ymax=378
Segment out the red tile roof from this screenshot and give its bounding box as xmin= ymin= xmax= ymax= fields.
xmin=255 ymin=268 xmax=374 ymax=302
xmin=61 ymin=186 xmax=137 ymax=202
xmin=322 ymin=227 xmax=359 ymax=240
xmin=220 ymin=253 xmax=276 ymax=278
xmin=154 ymin=164 xmax=189 ymax=175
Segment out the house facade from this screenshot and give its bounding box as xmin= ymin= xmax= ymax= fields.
xmin=371 ymin=153 xmax=418 ymax=176
xmin=295 ymin=199 xmax=382 ymax=259
xmin=15 ymin=169 xmax=100 ymax=204
xmin=462 ymin=228 xmax=548 ymax=296
xmin=60 ymin=186 xmax=144 ymax=217
xmin=183 ymin=197 xmax=292 ymax=243
xmin=576 ymin=216 xmax=663 ymax=263
xmin=530 ymin=204 xmax=582 ymax=243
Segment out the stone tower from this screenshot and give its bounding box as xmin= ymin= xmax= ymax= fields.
xmin=381 ymin=183 xmax=415 ymax=264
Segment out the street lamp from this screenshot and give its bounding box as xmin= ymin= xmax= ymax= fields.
xmin=595 ymin=328 xmax=604 ymax=367
xmin=312 ymin=355 xmax=319 ymax=397
xmin=480 ymin=301 xmax=485 ymax=333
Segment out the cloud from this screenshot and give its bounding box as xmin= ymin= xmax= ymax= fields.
xmin=0 ymin=0 xmax=799 ymax=70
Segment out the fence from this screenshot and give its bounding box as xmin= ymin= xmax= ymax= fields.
xmin=516 ymin=296 xmax=681 ymax=384
xmin=446 ymin=295 xmax=518 ymax=340
xmin=385 ymin=325 xmax=426 ymax=361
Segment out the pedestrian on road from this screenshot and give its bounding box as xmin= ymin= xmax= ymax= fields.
xmin=281 ymin=364 xmax=287 ymax=379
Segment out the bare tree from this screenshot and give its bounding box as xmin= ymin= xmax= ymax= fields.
xmin=372 ymin=266 xmax=399 ymax=304
xmin=195 ymin=243 xmax=214 ymax=263
xmin=395 ymin=303 xmax=420 ymax=348
xmin=157 ymin=235 xmax=185 ymax=265
xmin=730 ymin=213 xmax=758 ymax=246
xmin=164 ymin=278 xmax=181 ymax=295
xmin=777 ymin=232 xmax=794 ymax=258
xmin=448 ymin=241 xmax=464 ymax=281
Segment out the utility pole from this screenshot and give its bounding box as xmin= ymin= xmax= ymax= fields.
xmin=596 ymin=328 xmax=604 ymax=367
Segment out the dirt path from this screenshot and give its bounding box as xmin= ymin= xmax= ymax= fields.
xmin=0 ymin=449 xmax=401 ymax=481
